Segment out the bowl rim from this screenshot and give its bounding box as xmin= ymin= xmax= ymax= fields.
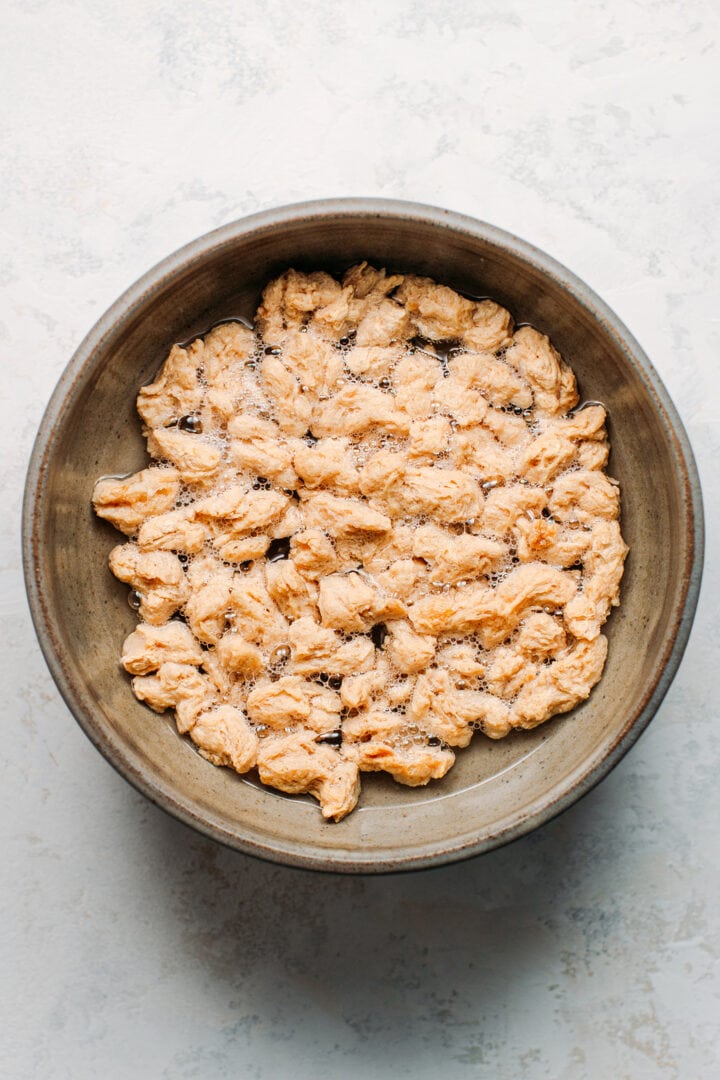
xmin=22 ymin=197 xmax=705 ymax=873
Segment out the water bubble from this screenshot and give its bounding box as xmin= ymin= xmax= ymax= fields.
xmin=272 ymin=644 xmax=291 ymax=664
xmin=178 ymin=414 xmax=203 ymax=434
xmin=379 ymin=378 xmax=391 ymax=389
xmin=264 ymin=346 xmax=281 ymax=355
xmin=128 ymin=590 xmax=142 ymax=610
xmin=239 ymin=560 xmax=254 ymax=573
xmin=267 ymin=537 xmax=291 ymax=562
xmin=317 ymin=730 xmax=342 ymax=746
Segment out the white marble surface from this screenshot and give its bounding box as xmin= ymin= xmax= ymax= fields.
xmin=2 ymin=1 xmax=719 ymax=1076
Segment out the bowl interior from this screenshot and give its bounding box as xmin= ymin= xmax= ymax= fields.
xmin=27 ymin=205 xmax=699 ymax=870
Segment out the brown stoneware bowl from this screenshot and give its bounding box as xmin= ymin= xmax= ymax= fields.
xmin=23 ymin=199 xmax=704 ymax=872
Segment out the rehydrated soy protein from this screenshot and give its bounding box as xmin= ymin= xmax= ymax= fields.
xmin=93 ymin=264 xmax=628 ymax=821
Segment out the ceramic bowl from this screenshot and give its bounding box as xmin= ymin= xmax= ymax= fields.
xmin=23 ymin=199 xmax=704 ymax=872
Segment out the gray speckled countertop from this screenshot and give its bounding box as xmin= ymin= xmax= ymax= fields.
xmin=3 ymin=2 xmax=718 ymax=1077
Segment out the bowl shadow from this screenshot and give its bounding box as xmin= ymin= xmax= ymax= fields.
xmin=134 ymin=770 xmax=628 ymax=1065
